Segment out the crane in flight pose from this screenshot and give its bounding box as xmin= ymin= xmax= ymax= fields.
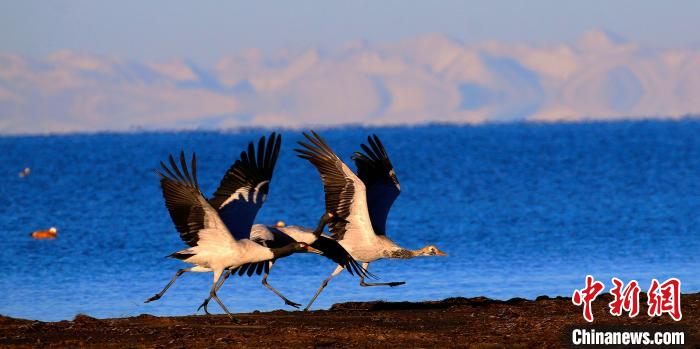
xmin=295 ymin=132 xmax=447 ymax=310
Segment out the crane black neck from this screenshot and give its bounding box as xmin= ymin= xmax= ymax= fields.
xmin=270 ymin=243 xmax=300 ymax=259
xmin=312 ymin=212 xmax=332 ymax=236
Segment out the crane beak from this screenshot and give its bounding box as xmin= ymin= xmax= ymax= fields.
xmin=435 ymin=249 xmax=448 ymax=256
xmin=305 ymin=245 xmax=323 ymax=255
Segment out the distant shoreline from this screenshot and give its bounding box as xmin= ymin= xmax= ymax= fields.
xmin=2 ymin=293 xmax=697 ymax=347
xmin=2 ymin=116 xmax=700 ymax=138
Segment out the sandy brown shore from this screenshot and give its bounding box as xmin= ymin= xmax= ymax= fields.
xmin=1 ymin=293 xmax=697 ymax=348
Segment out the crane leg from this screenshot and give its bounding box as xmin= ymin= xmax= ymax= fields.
xmin=198 ymin=269 xmax=232 ymax=315
xmin=359 ymin=263 xmax=405 ymax=287
xmin=303 ymin=265 xmax=345 ymax=311
xmin=261 ymin=261 xmax=301 ymax=308
xmin=208 ymin=269 xmax=236 ymax=321
xmin=144 ymin=267 xmax=192 ymax=303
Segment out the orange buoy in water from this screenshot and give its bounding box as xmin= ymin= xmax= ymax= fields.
xmin=31 ymin=227 xmax=57 ymax=239
xmin=275 ymin=220 xmax=286 ymax=228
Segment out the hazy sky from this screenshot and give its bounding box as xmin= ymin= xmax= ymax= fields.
xmin=2 ymin=1 xmax=700 ymax=64
xmin=3 ymin=1 xmax=700 ymax=134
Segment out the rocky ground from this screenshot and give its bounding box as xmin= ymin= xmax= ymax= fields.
xmin=1 ymin=293 xmax=697 ymax=348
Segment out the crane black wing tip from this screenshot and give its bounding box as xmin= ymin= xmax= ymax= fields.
xmin=369 ymin=133 xmax=380 ymax=146
xmin=230 ymin=262 xmax=266 ymax=277
xmin=369 ymin=134 xmax=378 ymax=145
xmin=362 ymin=267 xmax=378 ymax=280
xmin=344 ymin=261 xmax=376 ymax=280
xmin=270 ymin=131 xmax=281 ymax=142
xmin=350 ymin=151 xmax=366 ymax=161
xmin=301 ymin=130 xmax=331 ymax=148
xmin=167 ymin=251 xmax=195 ymax=260
xmin=361 ymin=134 xmax=389 ymax=161
xmin=246 ymin=263 xmax=256 ymax=276
xmin=295 ymin=140 xmax=317 ymax=153
xmin=349 ymin=259 xmax=377 ymax=280
xmin=263 ymin=131 xmax=282 ymax=175
xmin=301 ymin=130 xmax=314 ymax=141
xmin=270 ymin=132 xmax=282 ymax=152
xmin=160 ymin=151 xmax=199 ymax=188
xmin=294 ymin=147 xmax=314 ymax=158
xmin=209 ymin=132 xmax=280 ymax=211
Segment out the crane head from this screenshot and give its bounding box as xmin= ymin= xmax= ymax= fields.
xmin=418 ymin=245 xmax=447 ymax=257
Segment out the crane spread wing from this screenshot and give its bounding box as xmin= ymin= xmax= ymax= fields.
xmin=309 ymin=235 xmax=372 ymax=277
xmin=351 ymin=134 xmax=401 ymax=236
xmin=232 ymin=226 xmax=372 ymax=278
xmin=230 ymin=225 xmax=296 ymax=277
xmin=294 ymin=131 xmax=374 ymax=242
xmin=209 ymin=132 xmax=282 ymax=240
xmin=158 ymin=152 xmax=236 ymax=249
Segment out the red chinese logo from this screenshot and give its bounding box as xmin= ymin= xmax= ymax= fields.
xmin=573 ymin=276 xmax=682 ymax=322
xmin=572 ymin=275 xmax=605 ymax=322
xmin=608 ymin=278 xmax=640 ymax=317
xmin=648 ymin=278 xmax=682 ymax=321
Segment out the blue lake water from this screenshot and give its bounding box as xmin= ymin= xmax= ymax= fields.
xmin=1 ymin=120 xmax=699 ymax=321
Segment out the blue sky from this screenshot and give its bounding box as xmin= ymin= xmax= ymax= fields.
xmin=2 ymin=1 xmax=700 ymax=134
xmin=2 ymin=1 xmax=699 ymax=64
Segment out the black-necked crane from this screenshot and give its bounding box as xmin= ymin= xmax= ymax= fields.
xmin=295 ymin=131 xmax=448 ymax=310
xmin=144 ymin=150 xmax=323 ymax=319
xmin=197 ymin=133 xmax=370 ymax=312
